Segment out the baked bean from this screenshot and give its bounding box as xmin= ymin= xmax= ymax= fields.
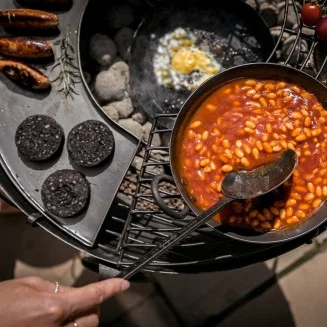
xmin=313 ymin=199 xmax=322 ymax=208
xmin=180 ymin=78 xmax=327 ymax=232
xmin=316 ymin=186 xmax=322 ymax=197
xmin=263 ymin=142 xmax=273 ymax=153
xmin=235 ymin=148 xmax=244 ymax=158
xmin=299 ymin=203 xmax=310 ymax=211
xmin=222 ymin=165 xmax=233 ymax=173
xmin=267 ymin=93 xmax=277 ymax=99
xmin=251 ymin=220 xmax=260 ymax=227
xmin=286 ymin=207 xmax=294 ymax=217
xmin=252 ymin=148 xmax=260 ymax=160
xmin=235 ymin=140 xmax=243 ymax=148
xmin=291 ymin=111 xmax=303 ymax=119
xmin=245 ymin=80 xmax=256 ymax=86
xmin=246 ymin=89 xmax=256 ymax=96
xmin=280 ymin=209 xmax=286 ymax=219
xmin=276 ymin=82 xmax=286 ymax=89
xmin=241 ymin=157 xmax=250 ymax=167
xmin=244 ymin=127 xmax=255 ymax=134
xmin=202 ymin=131 xmax=209 ymax=140
xmin=270 ymin=207 xmax=279 ymax=216
xmin=190 ymin=121 xmax=202 ymax=129
xmin=286 ymin=199 xmax=297 ymax=206
xmin=296 ymin=134 xmax=307 ymax=142
xmin=243 ymin=143 xmax=252 ymax=154
xmin=304 ymin=193 xmax=315 ymax=202
xmin=207 ymin=104 xmax=216 ymax=111
xmin=274 ymin=219 xmax=281 ymax=229
xmin=287 ymin=217 xmax=299 ymax=224
xmin=255 ymin=83 xmax=263 ymax=91
xmin=245 ymin=121 xmax=256 ymax=129
xmin=223 ymin=139 xmax=231 ymax=149
xmin=261 ymin=222 xmax=272 ymax=229
xmin=199 ymin=146 xmax=207 ymax=156
xmin=195 ymin=143 xmax=203 ymax=151
xmin=296 ymin=210 xmax=306 ymax=219
xmin=225 ymin=149 xmax=233 ymax=159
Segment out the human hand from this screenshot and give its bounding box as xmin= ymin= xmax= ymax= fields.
xmin=0 ymin=276 xmax=130 ymax=327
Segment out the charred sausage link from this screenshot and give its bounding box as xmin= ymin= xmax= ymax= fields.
xmin=0 ymin=9 xmax=59 ymax=29
xmin=0 ymin=59 xmax=50 ymax=89
xmin=0 ymin=37 xmax=53 ymax=59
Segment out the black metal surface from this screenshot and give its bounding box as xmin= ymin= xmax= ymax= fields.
xmin=0 ymin=0 xmax=139 ymax=247
xmin=129 ymin=0 xmax=274 ymax=127
xmin=1 ymin=0 xmax=327 ymax=277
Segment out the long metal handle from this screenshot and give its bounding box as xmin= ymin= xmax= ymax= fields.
xmin=118 ymin=196 xmax=233 ymax=280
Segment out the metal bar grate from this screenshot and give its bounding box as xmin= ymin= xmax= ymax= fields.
xmin=96 ymin=0 xmax=327 ymax=273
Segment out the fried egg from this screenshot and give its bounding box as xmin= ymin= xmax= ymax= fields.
xmin=153 ymin=28 xmax=221 ymax=92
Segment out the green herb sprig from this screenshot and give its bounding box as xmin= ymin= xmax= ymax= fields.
xmin=51 ymin=26 xmax=80 ymax=99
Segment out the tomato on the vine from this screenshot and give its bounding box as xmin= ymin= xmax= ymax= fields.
xmin=316 ymin=17 xmax=327 ymax=40
xmin=301 ymin=3 xmax=323 ymax=26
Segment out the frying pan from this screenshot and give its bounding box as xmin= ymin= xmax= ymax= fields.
xmin=129 ymin=0 xmax=274 ymax=128
xmin=152 ymin=63 xmax=327 ymax=244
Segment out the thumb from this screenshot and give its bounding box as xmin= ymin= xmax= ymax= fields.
xmin=61 ymin=278 xmax=130 ymax=318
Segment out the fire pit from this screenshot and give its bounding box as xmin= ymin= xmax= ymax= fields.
xmin=0 ymin=0 xmax=327 ymax=278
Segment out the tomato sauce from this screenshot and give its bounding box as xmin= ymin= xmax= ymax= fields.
xmin=178 ymin=79 xmax=327 ymax=231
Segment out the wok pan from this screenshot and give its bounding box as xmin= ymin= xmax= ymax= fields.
xmin=152 ymin=63 xmax=327 ymax=244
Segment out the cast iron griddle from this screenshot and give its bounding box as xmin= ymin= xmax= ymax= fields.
xmin=129 ymin=0 xmax=274 ymax=127
xmin=0 ymin=0 xmax=139 ymax=247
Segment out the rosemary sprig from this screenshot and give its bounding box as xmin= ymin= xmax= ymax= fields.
xmin=51 ymin=26 xmax=81 ymax=99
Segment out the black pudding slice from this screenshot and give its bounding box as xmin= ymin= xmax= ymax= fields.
xmin=15 ymin=115 xmax=64 ymax=162
xmin=67 ymin=120 xmax=115 ymax=167
xmin=41 ymin=169 xmax=90 ymax=218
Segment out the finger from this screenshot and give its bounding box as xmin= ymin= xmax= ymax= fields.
xmin=21 ymin=276 xmax=73 ymax=293
xmin=61 ymin=278 xmax=130 ymax=318
xmin=63 ymin=313 xmax=99 ymax=327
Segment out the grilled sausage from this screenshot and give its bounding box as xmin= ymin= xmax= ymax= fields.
xmin=0 ymin=37 xmax=53 ymax=59
xmin=0 ymin=59 xmax=50 ymax=89
xmin=0 ymin=9 xmax=59 ymax=30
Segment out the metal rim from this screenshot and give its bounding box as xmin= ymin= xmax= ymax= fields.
xmin=169 ymin=62 xmax=327 ymax=244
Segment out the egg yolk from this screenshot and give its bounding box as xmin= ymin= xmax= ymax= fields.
xmin=171 ymin=48 xmax=219 ymax=75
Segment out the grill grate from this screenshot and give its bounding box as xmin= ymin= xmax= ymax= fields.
xmin=96 ymin=0 xmax=327 ymax=274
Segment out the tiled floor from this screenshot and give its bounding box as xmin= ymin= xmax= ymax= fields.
xmin=1 ymin=212 xmax=327 ymax=326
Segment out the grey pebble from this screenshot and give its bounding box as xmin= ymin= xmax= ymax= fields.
xmin=89 ymin=34 xmax=117 ymax=66
xmin=82 ymin=71 xmax=92 ymax=85
xmin=114 ymin=27 xmax=134 ymax=61
xmin=119 ymin=118 xmax=143 ymax=139
xmin=107 ymin=4 xmax=134 ymax=29
xmin=102 ymin=104 xmax=119 ymax=122
xmin=125 ymin=0 xmax=141 ymax=7
xmin=132 ymin=112 xmax=147 ymax=125
xmin=142 ymin=122 xmax=162 ymax=146
xmin=277 ymin=1 xmax=301 ymax=29
xmin=259 ymin=3 xmax=278 ymax=28
xmin=107 ymin=97 xmax=134 ymax=119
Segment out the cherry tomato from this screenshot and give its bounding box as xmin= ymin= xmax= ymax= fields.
xmin=316 ymin=17 xmax=327 ymax=40
xmin=301 ymin=3 xmax=322 ymax=26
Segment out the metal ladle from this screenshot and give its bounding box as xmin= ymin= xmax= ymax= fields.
xmin=118 ymin=149 xmax=298 ymax=279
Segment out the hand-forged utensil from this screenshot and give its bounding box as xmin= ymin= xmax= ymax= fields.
xmin=118 ymin=150 xmax=298 ymax=279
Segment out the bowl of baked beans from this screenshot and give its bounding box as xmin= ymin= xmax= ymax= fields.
xmin=152 ymin=63 xmax=327 ymax=244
